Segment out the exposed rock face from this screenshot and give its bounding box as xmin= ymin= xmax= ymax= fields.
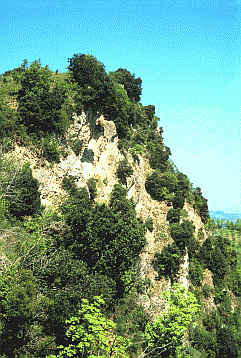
xmin=11 ymin=112 xmax=209 ymax=315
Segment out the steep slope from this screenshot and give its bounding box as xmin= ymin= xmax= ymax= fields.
xmin=9 ymin=110 xmax=208 ymax=317
xmin=2 ymin=56 xmax=241 ymax=357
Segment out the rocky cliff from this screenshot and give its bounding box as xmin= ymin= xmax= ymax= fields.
xmin=10 ymin=111 xmax=209 ymax=316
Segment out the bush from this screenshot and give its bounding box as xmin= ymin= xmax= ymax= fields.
xmin=18 ymin=60 xmax=73 ymax=136
xmin=41 ymin=137 xmax=61 ymax=163
xmin=189 ymin=259 xmax=204 ymax=286
xmin=152 ymin=243 xmax=182 ymax=283
xmin=202 ymin=283 xmax=213 ymax=299
xmin=145 ymin=170 xmax=178 ymax=202
xmin=0 ymin=268 xmax=38 ymax=356
xmin=192 ymin=187 xmax=210 ymax=224
xmin=170 ymin=221 xmax=195 ymax=253
xmin=71 ymin=138 xmax=83 ymax=156
xmin=116 ymin=159 xmax=133 ymax=185
xmin=68 ymin=53 xmax=115 ymax=115
xmin=171 ymin=191 xmax=185 ymax=209
xmin=86 ymin=177 xmax=98 ymax=201
xmin=62 ymin=175 xmax=78 ymax=194
xmin=145 ymin=217 xmax=154 ymax=232
xmin=109 ymin=68 xmax=142 ymax=103
xmin=167 ymin=208 xmax=181 ymax=223
xmin=5 ymin=162 xmax=42 ymax=219
xmin=146 ymin=140 xmax=171 ymax=171
xmin=192 ymin=327 xmax=217 ymax=356
xmin=61 ymin=184 xmax=146 ymax=297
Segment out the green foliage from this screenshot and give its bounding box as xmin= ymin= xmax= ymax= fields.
xmin=170 ymin=221 xmax=195 ymax=253
xmin=68 ymin=53 xmax=115 ymax=115
xmin=0 ymin=268 xmax=38 ymax=356
xmin=176 ymin=172 xmax=194 ymax=203
xmin=130 ymin=143 xmax=144 ymax=157
xmin=146 ymin=140 xmax=171 ymax=171
xmin=0 ymin=206 xmax=57 ymax=271
xmin=104 ymin=81 xmax=131 ymax=137
xmin=152 ymin=243 xmax=182 ymax=283
xmin=171 ymin=191 xmax=185 ymax=209
xmin=198 ymin=237 xmax=213 ymax=269
xmin=145 ymin=284 xmax=200 ymax=358
xmin=202 ymin=283 xmax=213 ymax=299
xmin=198 ymin=235 xmax=236 ymax=289
xmin=193 ymin=187 xmax=210 ymax=224
xmin=145 ymin=217 xmax=154 ymax=232
xmin=18 ymin=59 xmax=73 ymax=136
xmin=0 ymin=87 xmax=19 ymax=139
xmin=191 ymin=304 xmax=241 ymax=358
xmin=61 ymin=184 xmax=146 ymax=296
xmin=113 ymin=294 xmax=150 ymax=357
xmin=116 ymin=158 xmax=133 ymax=185
xmin=189 ymin=259 xmax=204 ymax=286
xmin=35 ymin=249 xmax=117 ymax=345
xmin=167 ymin=208 xmax=181 ymax=224
xmin=86 ymin=177 xmax=98 ymax=201
xmin=109 ymin=68 xmax=142 ymax=102
xmin=145 ymin=170 xmax=178 ymax=202
xmin=71 ymin=137 xmax=83 ymax=156
xmin=212 ymin=247 xmax=228 ymax=288
xmin=216 ymin=326 xmax=238 ymax=358
xmin=228 ymin=265 xmax=241 ymax=296
xmin=0 ymin=161 xmax=42 ymax=219
xmin=143 ymin=105 xmax=156 ymax=123
xmin=48 ymin=296 xmax=130 ymax=358
xmin=128 ymin=102 xmax=150 ymax=128
xmin=61 ymin=174 xmax=78 ymax=194
xmin=192 ymin=326 xmax=217 ymax=357
xmin=40 ymin=136 xmax=61 ymax=163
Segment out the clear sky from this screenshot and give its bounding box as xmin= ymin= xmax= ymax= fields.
xmin=1 ymin=0 xmax=241 ymax=213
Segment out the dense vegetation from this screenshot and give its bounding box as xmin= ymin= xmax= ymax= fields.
xmin=0 ymin=54 xmax=240 ymax=357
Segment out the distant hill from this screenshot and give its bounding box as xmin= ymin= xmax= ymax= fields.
xmin=209 ymin=211 xmax=241 ymax=221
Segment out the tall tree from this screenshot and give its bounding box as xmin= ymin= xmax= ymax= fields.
xmin=145 ymin=284 xmax=200 ymax=358
xmin=61 ymin=184 xmax=146 ymax=296
xmin=18 ymin=59 xmax=72 ymax=135
xmin=109 ymin=68 xmax=142 ymax=102
xmin=68 ymin=53 xmax=115 ymax=115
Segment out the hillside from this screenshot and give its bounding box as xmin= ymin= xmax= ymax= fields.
xmin=210 ymin=211 xmax=241 ymax=221
xmin=0 ymin=55 xmax=241 ymax=358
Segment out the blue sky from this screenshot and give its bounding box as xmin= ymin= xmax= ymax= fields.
xmin=1 ymin=0 xmax=241 ymax=213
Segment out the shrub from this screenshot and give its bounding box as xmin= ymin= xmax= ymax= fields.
xmin=171 ymin=191 xmax=185 ymax=209
xmin=109 ymin=68 xmax=142 ymax=103
xmin=41 ymin=137 xmax=61 ymax=163
xmin=18 ymin=59 xmax=73 ymax=136
xmin=152 ymin=243 xmax=182 ymax=283
xmin=62 ymin=175 xmax=78 ymax=194
xmin=71 ymin=138 xmax=83 ymax=156
xmin=86 ymin=177 xmax=98 ymax=201
xmin=0 ymin=269 xmax=38 ymax=356
xmin=189 ymin=259 xmax=204 ymax=286
xmin=202 ymin=283 xmax=213 ymax=299
xmin=167 ymin=208 xmax=181 ymax=223
xmin=192 ymin=187 xmax=210 ymax=224
xmin=116 ymin=159 xmax=133 ymax=185
xmin=145 ymin=217 xmax=154 ymax=232
xmin=146 ymin=140 xmax=171 ymax=171
xmin=192 ymin=327 xmax=217 ymax=356
xmin=145 ymin=170 xmax=178 ymax=202
xmin=68 ymin=53 xmax=115 ymax=115
xmin=6 ymin=162 xmax=42 ymax=219
xmin=61 ymin=184 xmax=146 ymax=297
xmin=170 ymin=221 xmax=195 ymax=253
